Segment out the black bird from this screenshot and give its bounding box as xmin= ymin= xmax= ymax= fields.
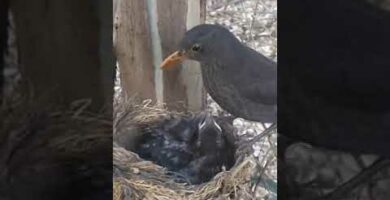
xmin=178 ymin=114 xmax=236 ymax=184
xmin=160 ymin=24 xmax=277 ymax=123
xmin=135 ymin=113 xmax=236 ymax=184
xmin=136 ymin=118 xmax=197 ymax=171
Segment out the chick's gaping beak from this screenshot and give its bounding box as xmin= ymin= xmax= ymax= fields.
xmin=160 ymin=50 xmax=186 ymax=69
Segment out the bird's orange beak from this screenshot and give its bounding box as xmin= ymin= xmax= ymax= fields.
xmin=160 ymin=51 xmax=185 ymax=69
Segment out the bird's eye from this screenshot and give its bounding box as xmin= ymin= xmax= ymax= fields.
xmin=191 ymin=44 xmax=201 ymax=52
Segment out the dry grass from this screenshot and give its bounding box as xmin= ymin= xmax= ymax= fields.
xmin=113 ymin=146 xmax=256 ymax=200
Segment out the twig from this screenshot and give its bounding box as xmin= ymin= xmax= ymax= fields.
xmin=248 ymin=0 xmax=261 ymax=47
xmin=237 ymin=123 xmax=277 ymax=154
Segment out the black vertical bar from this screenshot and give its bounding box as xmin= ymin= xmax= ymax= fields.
xmin=278 ymin=0 xmax=390 ymax=198
xmin=0 ymin=0 xmax=9 ymax=103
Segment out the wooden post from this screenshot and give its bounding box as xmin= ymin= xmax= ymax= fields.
xmin=114 ymin=0 xmax=156 ymax=102
xmin=183 ymin=0 xmax=207 ymax=111
xmin=114 ymin=0 xmax=206 ymax=111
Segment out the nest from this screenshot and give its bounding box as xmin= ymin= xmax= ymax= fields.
xmin=113 ymin=98 xmax=276 ymax=200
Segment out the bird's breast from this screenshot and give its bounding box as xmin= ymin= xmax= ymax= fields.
xmin=201 ymin=63 xmax=249 ymax=116
xmin=201 ymin=63 xmax=233 ymax=97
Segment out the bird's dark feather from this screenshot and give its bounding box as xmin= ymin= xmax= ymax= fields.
xmin=135 ymin=114 xmax=236 ymax=184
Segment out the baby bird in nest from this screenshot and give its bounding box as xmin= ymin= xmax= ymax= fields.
xmin=135 ymin=113 xmax=236 ymax=184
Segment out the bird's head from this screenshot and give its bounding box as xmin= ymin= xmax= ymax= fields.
xmin=160 ymin=24 xmax=239 ymax=69
xmin=196 ymin=113 xmax=225 ymax=151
